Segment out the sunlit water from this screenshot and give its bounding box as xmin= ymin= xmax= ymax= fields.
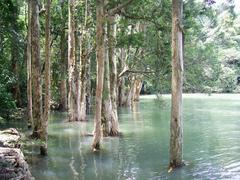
xmin=13 ymin=94 xmax=240 ymax=179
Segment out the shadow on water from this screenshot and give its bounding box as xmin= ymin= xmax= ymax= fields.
xmin=20 ymin=94 xmax=240 ymax=179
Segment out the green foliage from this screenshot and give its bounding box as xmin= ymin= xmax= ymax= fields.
xmin=0 ymin=73 xmax=16 ymax=119
xmin=218 ymin=66 xmax=237 ymax=93
xmin=0 ymin=0 xmax=26 ymax=119
xmin=0 ymin=0 xmax=240 ymax=121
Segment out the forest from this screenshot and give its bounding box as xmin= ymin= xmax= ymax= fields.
xmin=0 ymin=0 xmax=240 ymax=179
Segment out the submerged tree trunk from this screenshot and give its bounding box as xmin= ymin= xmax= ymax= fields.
xmin=27 ymin=0 xmax=33 ymax=128
xmin=31 ymin=0 xmax=43 ymax=139
xmin=132 ymin=75 xmax=143 ymax=102
xmin=108 ymin=16 xmax=119 ymax=136
xmin=79 ymin=48 xmax=87 ymax=121
xmin=42 ymin=0 xmax=51 ymax=156
xmin=79 ymin=0 xmax=90 ymax=121
xmin=92 ymin=0 xmax=105 ymax=150
xmin=74 ymin=25 xmax=81 ymax=121
xmin=68 ymin=0 xmax=80 ymax=122
xmin=101 ymin=34 xmax=111 ymax=136
xmin=125 ymin=76 xmax=135 ymax=107
xmin=169 ymin=0 xmax=184 ymax=169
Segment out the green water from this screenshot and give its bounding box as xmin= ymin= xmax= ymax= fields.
xmin=26 ymin=94 xmax=240 ymax=179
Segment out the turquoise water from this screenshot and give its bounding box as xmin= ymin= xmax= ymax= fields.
xmin=26 ymin=94 xmax=240 ymax=179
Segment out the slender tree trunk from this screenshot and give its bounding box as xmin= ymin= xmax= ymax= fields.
xmin=108 ymin=16 xmax=119 ymax=136
xmin=42 ymin=0 xmax=51 ymax=156
xmin=169 ymin=0 xmax=184 ymax=169
xmin=79 ymin=48 xmax=87 ymax=121
xmin=92 ymin=0 xmax=105 ymax=150
xmin=27 ymin=0 xmax=33 ymax=128
xmin=125 ymin=76 xmax=135 ymax=107
xmin=59 ymin=79 xmax=67 ymax=111
xmin=82 ymin=0 xmax=92 ymax=116
xmin=132 ymin=76 xmax=143 ymax=102
xmin=79 ymin=0 xmax=89 ymax=121
xmin=101 ymin=35 xmax=111 ymax=136
xmin=31 ymin=0 xmax=43 ymax=139
xmin=59 ymin=1 xmax=68 ymax=111
xmin=86 ymin=50 xmax=91 ymax=115
xmin=59 ymin=6 xmax=67 ymax=111
xmin=74 ymin=26 xmax=81 ymax=121
xmin=11 ymin=10 xmax=22 ymax=107
xmin=68 ymin=0 xmax=80 ymax=122
xmin=118 ymin=48 xmax=126 ymax=107
xmin=11 ymin=59 xmax=21 ymax=107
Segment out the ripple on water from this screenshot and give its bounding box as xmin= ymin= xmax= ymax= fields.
xmin=26 ymin=94 xmax=240 ymax=180
xmin=225 ymin=160 xmax=240 ymax=172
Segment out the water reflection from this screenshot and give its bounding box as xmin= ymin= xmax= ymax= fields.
xmin=25 ymin=94 xmax=240 ymax=180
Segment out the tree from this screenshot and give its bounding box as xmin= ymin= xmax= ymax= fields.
xmin=92 ymin=0 xmax=105 ymax=150
xmin=68 ymin=0 xmax=80 ymax=122
xmin=108 ymin=16 xmax=119 ymax=136
xmin=59 ymin=0 xmax=68 ymax=111
xmin=27 ymin=0 xmax=33 ymax=128
xmin=31 ymin=0 xmax=43 ymax=139
xmin=169 ymin=0 xmax=184 ymax=169
xmin=42 ymin=0 xmax=51 ymax=155
xmin=79 ymin=0 xmax=92 ymax=121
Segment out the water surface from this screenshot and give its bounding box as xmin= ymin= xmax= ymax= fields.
xmin=27 ymin=94 xmax=240 ymax=179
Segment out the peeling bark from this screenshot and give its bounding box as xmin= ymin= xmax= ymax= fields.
xmin=27 ymin=0 xmax=33 ymax=128
xmin=118 ymin=48 xmax=127 ymax=107
xmin=169 ymin=0 xmax=184 ymax=169
xmin=92 ymin=0 xmax=105 ymax=150
xmin=42 ymin=0 xmax=51 ymax=156
xmin=31 ymin=0 xmax=43 ymax=139
xmin=68 ymin=0 xmax=80 ymax=122
xmin=132 ymin=76 xmax=143 ymax=102
xmin=59 ymin=4 xmax=68 ymax=112
xmin=108 ymin=16 xmax=119 ymax=136
xmin=86 ymin=52 xmax=91 ymax=115
xmin=102 ymin=37 xmax=111 ymax=136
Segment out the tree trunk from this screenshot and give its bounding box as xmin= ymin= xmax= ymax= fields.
xmin=31 ymin=0 xmax=43 ymax=141
xmin=84 ymin=0 xmax=92 ymax=114
xmin=59 ymin=78 xmax=67 ymax=111
xmin=42 ymin=0 xmax=51 ymax=156
xmin=92 ymin=0 xmax=105 ymax=150
xmin=101 ymin=34 xmax=111 ymax=136
xmin=79 ymin=0 xmax=89 ymax=121
xmin=68 ymin=0 xmax=80 ymax=122
xmin=11 ymin=9 xmax=22 ymax=107
xmin=79 ymin=47 xmax=87 ymax=121
xmin=132 ymin=76 xmax=143 ymax=102
xmin=27 ymin=0 xmax=33 ymax=128
xmin=86 ymin=49 xmax=91 ymax=115
xmin=125 ymin=77 xmax=135 ymax=107
xmin=118 ymin=48 xmax=126 ymax=107
xmin=169 ymin=0 xmax=184 ymax=169
xmin=74 ymin=26 xmax=81 ymax=121
xmin=108 ymin=16 xmax=119 ymax=136
xmin=59 ymin=5 xmax=67 ymax=111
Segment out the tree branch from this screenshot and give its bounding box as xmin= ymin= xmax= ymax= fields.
xmin=107 ymin=0 xmax=134 ymax=16
xmin=118 ymin=68 xmax=154 ymax=78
